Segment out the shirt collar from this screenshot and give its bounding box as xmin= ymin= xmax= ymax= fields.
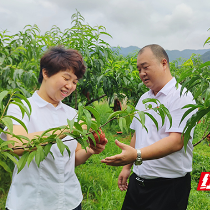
xmin=148 ymin=77 xmax=176 ymax=97
xmin=32 ymin=91 xmax=64 ymax=109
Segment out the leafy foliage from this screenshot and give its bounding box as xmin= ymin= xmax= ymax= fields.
xmin=0 ymin=10 xmax=173 ymax=173
xmin=0 ymin=10 xmax=145 ymax=109
xmin=0 ymin=87 xmax=172 ymax=173
xmin=175 ymin=39 xmax=210 ymax=148
xmin=0 ymin=10 xmax=210 ymax=184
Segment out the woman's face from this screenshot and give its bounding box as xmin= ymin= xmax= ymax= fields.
xmin=41 ymin=68 xmax=78 ymax=106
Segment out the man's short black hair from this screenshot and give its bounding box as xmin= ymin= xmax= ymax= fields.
xmin=138 ymin=44 xmax=169 ymax=64
xmin=38 ymin=46 xmax=86 ymax=83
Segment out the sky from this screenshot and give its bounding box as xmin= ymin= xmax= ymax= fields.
xmin=1 ymin=0 xmax=210 ymax=51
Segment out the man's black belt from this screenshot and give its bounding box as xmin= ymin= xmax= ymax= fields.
xmin=134 ymin=172 xmax=190 ymax=187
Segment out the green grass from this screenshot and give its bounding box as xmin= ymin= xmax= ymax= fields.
xmin=76 ymin=131 xmax=210 ymax=210
xmin=188 ymin=181 xmax=210 ymax=210
xmin=76 ymin=132 xmax=129 ymax=210
xmin=193 ymin=120 xmax=210 ymax=157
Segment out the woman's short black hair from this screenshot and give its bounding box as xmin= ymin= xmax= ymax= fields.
xmin=38 ymin=46 xmax=86 ymax=83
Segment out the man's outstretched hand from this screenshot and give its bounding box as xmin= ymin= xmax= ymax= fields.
xmin=101 ymin=140 xmax=137 ymax=166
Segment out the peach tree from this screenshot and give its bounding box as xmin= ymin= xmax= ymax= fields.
xmin=0 ymin=88 xmax=171 ymax=173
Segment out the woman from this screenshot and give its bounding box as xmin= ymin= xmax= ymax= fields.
xmin=4 ymin=46 xmax=107 ymax=210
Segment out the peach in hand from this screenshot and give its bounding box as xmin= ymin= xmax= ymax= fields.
xmin=88 ymin=128 xmax=106 ymax=145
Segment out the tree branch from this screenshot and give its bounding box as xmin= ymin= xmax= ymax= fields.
xmin=193 ymin=131 xmax=210 ymax=147
xmin=86 ymin=94 xmax=106 ymax=106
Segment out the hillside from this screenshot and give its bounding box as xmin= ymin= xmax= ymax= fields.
xmin=201 ymin=51 xmax=210 ymax=62
xmin=112 ymin=46 xmax=210 ymax=62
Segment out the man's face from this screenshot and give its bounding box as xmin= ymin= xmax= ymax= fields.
xmin=137 ymin=48 xmax=166 ymax=95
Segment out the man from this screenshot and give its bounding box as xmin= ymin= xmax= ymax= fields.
xmin=101 ymin=44 xmax=196 ymax=210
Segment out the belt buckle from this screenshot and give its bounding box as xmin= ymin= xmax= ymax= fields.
xmin=136 ymin=176 xmax=145 ymax=187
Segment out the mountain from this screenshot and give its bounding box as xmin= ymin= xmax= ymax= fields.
xmin=201 ymin=51 xmax=210 ymax=63
xmin=112 ymin=46 xmax=210 ymax=62
xmin=166 ymin=49 xmax=210 ymax=62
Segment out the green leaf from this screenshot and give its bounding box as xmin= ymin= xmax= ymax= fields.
xmin=155 ymin=106 xmax=165 ymax=127
xmin=13 ymin=93 xmax=32 ymax=115
xmin=1 ymin=151 xmax=19 ymax=165
xmin=35 ymin=145 xmax=45 ymax=167
xmin=6 ymin=133 xmax=30 ymax=144
xmin=6 ymin=115 xmax=28 ymax=133
xmin=107 ymin=110 xmax=127 ymax=121
xmin=83 ymin=109 xmax=92 ymax=131
xmin=77 ymin=103 xmax=83 ymax=122
xmin=204 ymin=88 xmax=210 ymax=107
xmin=122 ymin=117 xmax=128 ymax=133
xmin=0 ymin=140 xmax=16 ymax=147
xmin=40 ymin=126 xmax=63 ymax=138
xmin=44 ymin=143 xmax=52 ymax=156
xmin=142 ymin=98 xmax=160 ymax=105
xmin=183 ymin=106 xmax=210 ymax=149
xmin=99 ymin=31 xmax=112 ymax=38
xmin=64 ymin=144 xmax=71 ymax=158
xmin=134 ymin=116 xmax=148 ymax=132
xmin=183 ymin=126 xmax=191 ymax=151
xmin=182 ymin=104 xmax=202 ymax=109
xmin=138 ymin=111 xmax=145 ymax=128
xmin=73 ymin=122 xmax=83 ymax=132
xmin=179 ymin=79 xmax=190 ymax=96
xmin=41 ymin=137 xmax=55 ymax=144
xmin=177 ymin=68 xmax=193 ymax=83
xmin=18 ymin=152 xmax=29 ymax=173
xmin=144 ymin=112 xmax=159 ymax=131
xmin=72 ymin=127 xmax=86 ymax=137
xmin=125 ymin=115 xmax=131 ymax=127
xmin=0 ymin=56 xmax=5 ymax=65
xmin=88 ymin=132 xmax=96 ymax=146
xmin=97 ymin=75 xmax=104 ymax=84
xmin=204 ymin=36 xmax=210 ymax=46
xmin=67 ymin=118 xmax=75 ymax=132
xmin=186 ymin=77 xmax=201 ymax=90
xmin=0 ymin=90 xmax=9 ymax=108
xmin=56 ymin=138 xmax=65 ymax=155
xmin=126 ymin=105 xmax=133 ymax=114
xmin=180 ymin=106 xmax=199 ymax=125
xmin=1 ymin=117 xmax=13 ymax=133
xmin=194 ymin=85 xmax=206 ymax=99
xmin=49 ymin=151 xmax=55 ymax=159
xmin=10 ymin=101 xmax=30 ymax=119
xmin=148 ymin=104 xmax=152 ymax=109
xmin=119 ymin=118 xmax=124 ymax=132
xmin=199 ymin=61 xmax=210 ymax=68
xmin=85 ymin=106 xmax=100 ymax=127
xmin=0 ymin=160 xmax=12 ymax=174
xmin=90 ymin=120 xmax=98 ymax=131
xmin=27 ymin=151 xmax=36 ymax=167
xmin=160 ymin=105 xmax=172 ymax=129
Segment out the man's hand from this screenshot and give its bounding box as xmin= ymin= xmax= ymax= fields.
xmin=118 ymin=167 xmax=131 ymax=191
xmin=101 ymin=140 xmax=137 ymax=166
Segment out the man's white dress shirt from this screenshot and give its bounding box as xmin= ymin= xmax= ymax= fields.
xmin=131 ymin=78 xmax=196 ymax=179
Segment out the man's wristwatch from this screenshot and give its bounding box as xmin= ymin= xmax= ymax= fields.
xmin=135 ymin=149 xmax=142 ymax=165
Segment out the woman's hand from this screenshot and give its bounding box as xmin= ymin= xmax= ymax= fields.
xmin=87 ymin=138 xmax=108 ymax=154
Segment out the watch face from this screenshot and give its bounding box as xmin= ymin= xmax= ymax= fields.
xmin=135 ymin=149 xmax=142 ymax=165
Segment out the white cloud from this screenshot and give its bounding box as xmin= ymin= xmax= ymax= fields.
xmin=0 ymin=0 xmax=210 ymax=50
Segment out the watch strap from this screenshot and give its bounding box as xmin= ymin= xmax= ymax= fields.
xmin=135 ymin=149 xmax=142 ymax=165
